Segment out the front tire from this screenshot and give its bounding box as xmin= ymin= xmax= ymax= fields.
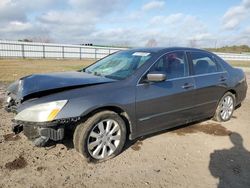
xmin=73 ymin=111 xmax=127 ymax=162
xmin=213 ymin=92 xmax=235 ymax=122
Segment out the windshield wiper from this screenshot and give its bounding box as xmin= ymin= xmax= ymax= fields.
xmin=82 ymin=69 xmax=92 ymax=74
xmin=104 ymin=75 xmax=122 ymax=80
xmin=93 ymin=72 xmax=106 ymax=77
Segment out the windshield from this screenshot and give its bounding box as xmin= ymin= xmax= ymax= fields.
xmin=84 ymin=51 xmax=152 ymax=80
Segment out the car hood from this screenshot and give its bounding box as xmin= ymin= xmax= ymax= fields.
xmin=7 ymin=71 xmax=115 ymax=100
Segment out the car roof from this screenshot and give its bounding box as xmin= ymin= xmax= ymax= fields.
xmin=125 ymin=47 xmax=209 ymax=54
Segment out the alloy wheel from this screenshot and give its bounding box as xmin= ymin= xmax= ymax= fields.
xmin=87 ymin=119 xmax=121 ymax=160
xmin=220 ymin=95 xmax=234 ymax=120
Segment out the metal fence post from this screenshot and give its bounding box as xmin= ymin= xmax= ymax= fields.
xmin=21 ymin=44 xmax=25 ymax=59
xmin=62 ymin=46 xmax=64 ymax=59
xmin=80 ymin=47 xmax=82 ymax=60
xmin=43 ymin=45 xmax=45 ymax=59
xmin=95 ymin=48 xmax=97 ymax=60
xmin=109 ymin=49 xmax=111 ymax=55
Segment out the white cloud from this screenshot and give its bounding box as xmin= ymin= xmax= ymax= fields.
xmin=36 ymin=10 xmax=99 ymax=43
xmin=244 ymin=26 xmax=250 ymax=33
xmin=150 ymin=13 xmax=183 ymax=25
xmin=0 ymin=0 xmax=62 ymax=22
xmin=0 ymin=21 xmax=32 ymax=32
xmin=0 ymin=0 xmax=129 ymax=43
xmin=0 ymin=0 xmax=12 ymax=7
xmin=0 ymin=0 xmax=63 ymax=41
xmin=0 ymin=1 xmax=26 ymax=22
xmin=233 ymin=26 xmax=250 ymax=44
xmin=149 ymin=13 xmax=207 ymax=33
xmin=39 ymin=11 xmax=96 ymax=25
xmin=69 ymin=0 xmax=126 ymax=15
xmin=222 ymin=0 xmax=250 ymax=30
xmin=0 ymin=0 xmax=249 ymax=47
xmin=146 ymin=13 xmax=217 ymax=47
xmin=85 ymin=13 xmax=212 ymax=47
xmin=142 ymin=0 xmax=165 ymax=11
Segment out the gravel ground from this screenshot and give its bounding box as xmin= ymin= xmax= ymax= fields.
xmin=0 ymin=73 xmax=249 ymax=188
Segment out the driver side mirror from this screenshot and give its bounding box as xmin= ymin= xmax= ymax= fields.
xmin=146 ymin=72 xmax=166 ymax=82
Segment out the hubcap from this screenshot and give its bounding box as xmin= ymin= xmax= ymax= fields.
xmin=87 ymin=119 xmax=121 ymax=160
xmin=220 ymin=95 xmax=234 ymax=120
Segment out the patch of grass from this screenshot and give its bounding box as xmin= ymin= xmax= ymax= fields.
xmin=0 ymin=58 xmax=95 ymax=83
xmin=227 ymin=60 xmax=250 ymax=67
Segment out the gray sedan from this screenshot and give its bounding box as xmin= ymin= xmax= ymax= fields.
xmin=5 ymin=47 xmax=247 ymax=162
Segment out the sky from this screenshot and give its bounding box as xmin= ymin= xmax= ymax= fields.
xmin=0 ymin=0 xmax=250 ymax=47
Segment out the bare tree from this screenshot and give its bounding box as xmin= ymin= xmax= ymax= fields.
xmin=18 ymin=39 xmax=33 ymax=42
xmin=31 ymin=36 xmax=53 ymax=43
xmin=117 ymin=41 xmax=130 ymax=48
xmin=145 ymin=38 xmax=158 ymax=47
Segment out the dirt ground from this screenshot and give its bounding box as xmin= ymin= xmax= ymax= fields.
xmin=0 ymin=73 xmax=249 ymax=188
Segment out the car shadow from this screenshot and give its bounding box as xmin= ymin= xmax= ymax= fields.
xmin=60 ymin=118 xmax=214 ymax=151
xmin=59 ymin=121 xmax=204 ymax=151
xmin=58 ymin=116 xmax=244 ymax=173
xmin=209 ymin=132 xmax=250 ymax=188
xmin=122 ymin=118 xmax=211 ymax=152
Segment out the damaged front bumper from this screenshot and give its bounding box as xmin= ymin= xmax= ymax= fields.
xmin=12 ymin=121 xmax=64 ymax=147
xmin=12 ymin=117 xmax=80 ymax=147
xmin=5 ymin=92 xmax=80 ymax=147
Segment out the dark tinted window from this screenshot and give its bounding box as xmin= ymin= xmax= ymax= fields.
xmin=150 ymin=51 xmax=188 ymax=79
xmin=214 ymin=56 xmax=229 ymax=70
xmin=190 ymin=52 xmax=221 ymax=75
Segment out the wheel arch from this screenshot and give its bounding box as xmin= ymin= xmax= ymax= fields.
xmin=227 ymin=89 xmax=242 ymax=108
xmin=80 ymin=105 xmax=133 ymax=140
xmin=227 ymin=89 xmax=237 ymax=98
xmin=215 ymin=89 xmax=237 ymax=113
xmin=218 ymin=89 xmax=237 ymax=103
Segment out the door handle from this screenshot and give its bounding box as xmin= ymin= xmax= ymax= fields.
xmin=182 ymin=83 xmax=194 ymax=89
xmin=219 ymin=76 xmax=227 ymax=82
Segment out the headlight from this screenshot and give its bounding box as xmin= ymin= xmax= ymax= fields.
xmin=15 ymin=100 xmax=67 ymax=122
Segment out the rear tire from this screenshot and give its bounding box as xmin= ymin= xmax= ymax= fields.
xmin=213 ymin=92 xmax=235 ymax=122
xmin=73 ymin=111 xmax=127 ymax=162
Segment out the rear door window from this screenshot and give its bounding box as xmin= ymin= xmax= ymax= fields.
xmin=190 ymin=52 xmax=222 ymax=75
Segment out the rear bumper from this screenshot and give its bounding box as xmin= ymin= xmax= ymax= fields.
xmin=236 ymin=78 xmax=248 ymax=106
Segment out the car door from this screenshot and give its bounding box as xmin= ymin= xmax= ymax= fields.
xmin=135 ymin=51 xmax=196 ymax=136
xmin=187 ymin=51 xmax=228 ymax=120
